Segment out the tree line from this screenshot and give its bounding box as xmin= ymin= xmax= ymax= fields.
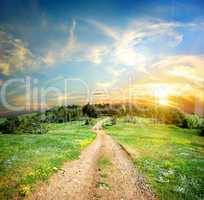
xmin=0 ymin=103 xmax=203 ymax=135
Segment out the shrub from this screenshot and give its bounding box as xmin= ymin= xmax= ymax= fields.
xmin=123 ymin=115 xmax=135 ymax=123
xmin=171 ymin=109 xmax=186 ymax=127
xmin=199 ymin=120 xmax=204 ymax=136
xmin=110 ymin=117 xmax=116 ymax=125
xmin=183 ymin=114 xmax=202 ymax=129
xmin=200 ymin=128 xmax=204 ymax=136
xmin=103 ymin=117 xmax=117 ymax=127
xmin=0 ymin=115 xmax=47 ymax=134
xmin=155 ymin=107 xmax=186 ymax=126
xmin=0 ymin=117 xmax=20 ymax=134
xmin=16 ymin=120 xmax=47 ymax=134
xmin=83 ymin=117 xmax=93 ymax=126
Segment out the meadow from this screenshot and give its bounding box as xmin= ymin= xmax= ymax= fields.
xmin=0 ymin=122 xmax=95 ymax=199
xmin=105 ymin=117 xmax=204 ymax=200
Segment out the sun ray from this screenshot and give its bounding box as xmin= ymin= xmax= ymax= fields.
xmin=154 ymin=86 xmax=170 ymax=106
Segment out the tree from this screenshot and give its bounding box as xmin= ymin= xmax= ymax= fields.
xmin=82 ymin=103 xmax=98 ymax=118
xmin=0 ymin=117 xmax=20 ymax=134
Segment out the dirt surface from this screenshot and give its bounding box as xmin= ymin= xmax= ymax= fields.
xmin=26 ymin=120 xmax=157 ymax=200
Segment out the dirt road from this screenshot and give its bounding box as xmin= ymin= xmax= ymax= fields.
xmin=27 ymin=120 xmax=157 ymax=200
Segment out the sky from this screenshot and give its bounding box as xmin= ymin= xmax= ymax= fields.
xmin=0 ymin=0 xmax=204 ymax=113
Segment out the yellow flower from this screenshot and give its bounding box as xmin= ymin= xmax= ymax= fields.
xmin=19 ymin=184 xmax=31 ymax=196
xmin=27 ymin=172 xmax=35 ymax=177
xmin=80 ymin=139 xmax=92 ymax=148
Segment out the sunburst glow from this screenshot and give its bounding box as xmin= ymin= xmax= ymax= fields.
xmin=155 ymin=86 xmax=170 ymax=106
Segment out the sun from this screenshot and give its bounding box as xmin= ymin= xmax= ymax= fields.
xmin=154 ymin=86 xmax=170 ymax=106
xmin=158 ymin=97 xmax=168 ymax=105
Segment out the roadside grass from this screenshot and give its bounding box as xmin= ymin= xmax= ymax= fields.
xmin=97 ymin=156 xmax=112 ymax=168
xmin=0 ymin=122 xmax=95 ymax=199
xmin=97 ymin=156 xmax=112 ymax=191
xmin=105 ymin=117 xmax=204 ymax=200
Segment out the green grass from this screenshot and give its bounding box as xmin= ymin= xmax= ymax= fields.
xmin=96 ymin=182 xmax=111 ymax=191
xmin=0 ymin=122 xmax=95 ymax=199
xmin=97 ymin=156 xmax=112 ymax=191
xmin=106 ymin=117 xmax=204 ymax=200
xmin=97 ymin=156 xmax=112 ymax=168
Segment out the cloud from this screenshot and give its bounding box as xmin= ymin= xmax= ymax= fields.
xmin=95 ymin=54 xmax=204 ymax=104
xmin=0 ymin=30 xmax=39 ymax=76
xmin=128 ymin=19 xmax=184 ymax=40
xmin=124 ymin=55 xmax=204 ymax=99
xmin=2 ymin=17 xmax=201 ymax=77
xmin=42 ymin=19 xmax=107 ymax=66
xmin=2 ymin=16 xmax=204 ymax=109
xmin=42 ymin=51 xmax=55 ymax=65
xmin=112 ymin=19 xmax=185 ymax=67
xmin=84 ymin=46 xmax=107 ymax=64
xmin=60 ymin=20 xmax=76 ymax=58
xmin=43 ymin=19 xmax=113 ymax=67
xmin=169 ymin=65 xmax=204 ymax=83
xmin=83 ymin=18 xmax=188 ymax=72
xmin=42 ymin=18 xmax=199 ymax=74
xmin=113 ymin=47 xmax=146 ymax=69
xmin=106 ymin=67 xmax=126 ymax=77
xmin=96 ymin=79 xmax=117 ymax=88
xmin=86 ymin=19 xmax=120 ymax=40
xmin=152 ymin=55 xmax=204 ymax=84
xmin=43 ymin=20 xmax=78 ymax=65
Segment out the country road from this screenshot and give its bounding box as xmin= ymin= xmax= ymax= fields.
xmin=26 ymin=119 xmax=157 ymax=200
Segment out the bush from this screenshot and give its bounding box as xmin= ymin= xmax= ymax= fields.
xmin=16 ymin=119 xmax=47 ymax=134
xmin=0 ymin=115 xmax=47 ymax=134
xmin=181 ymin=114 xmax=204 ymax=136
xmin=103 ymin=117 xmax=117 ymax=127
xmin=0 ymin=117 xmax=20 ymax=134
xmin=199 ymin=120 xmax=204 ymax=136
xmin=83 ymin=117 xmax=93 ymax=126
xmin=110 ymin=117 xmax=116 ymax=125
xmin=171 ymin=110 xmax=186 ymax=127
xmin=123 ymin=115 xmax=136 ymax=123
xmin=200 ymin=128 xmax=204 ymax=136
xmin=183 ymin=114 xmax=203 ymax=129
xmin=155 ymin=107 xmax=186 ymax=126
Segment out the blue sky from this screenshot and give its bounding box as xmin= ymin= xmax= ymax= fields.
xmin=0 ymin=0 xmax=204 ymax=111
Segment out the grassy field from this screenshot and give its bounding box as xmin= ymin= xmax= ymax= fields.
xmin=105 ymin=117 xmax=204 ymax=200
xmin=0 ymin=122 xmax=95 ymax=199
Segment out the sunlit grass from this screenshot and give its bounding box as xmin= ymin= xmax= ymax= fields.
xmin=106 ymin=117 xmax=204 ymax=200
xmin=0 ymin=122 xmax=95 ymax=199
